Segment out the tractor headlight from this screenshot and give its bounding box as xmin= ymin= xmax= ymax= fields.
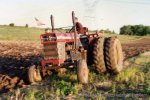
xmin=43 ymin=36 xmax=49 ymax=41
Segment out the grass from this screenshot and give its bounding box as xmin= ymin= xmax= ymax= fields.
xmin=134 ymin=55 xmax=150 ymax=65
xmin=0 ymin=25 xmax=149 ymax=42
xmin=0 ymin=25 xmax=44 ymax=41
xmin=104 ymin=33 xmax=146 ymax=43
xmin=1 ymin=54 xmax=150 ymax=99
xmin=4 ymin=56 xmax=149 ymax=99
xmin=114 ymin=55 xmax=150 ymax=95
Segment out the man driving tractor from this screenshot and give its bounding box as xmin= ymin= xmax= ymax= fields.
xmin=70 ymin=17 xmax=87 ymax=34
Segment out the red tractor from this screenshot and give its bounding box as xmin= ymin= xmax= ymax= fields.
xmin=28 ymin=11 xmax=123 ymax=84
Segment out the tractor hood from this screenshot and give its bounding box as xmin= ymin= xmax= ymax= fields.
xmin=40 ymin=32 xmax=80 ymax=44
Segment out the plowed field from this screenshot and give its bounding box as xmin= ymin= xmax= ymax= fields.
xmin=0 ymin=37 xmax=150 ymax=93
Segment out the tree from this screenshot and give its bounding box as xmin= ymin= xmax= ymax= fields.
xmin=120 ymin=25 xmax=133 ymax=35
xmin=144 ymin=26 xmax=150 ymax=35
xmin=120 ymin=25 xmax=150 ymax=36
xmin=132 ymin=25 xmax=145 ymax=36
xmin=25 ymin=24 xmax=29 ymax=28
xmin=100 ymin=29 xmax=116 ymax=34
xmin=9 ymin=23 xmax=15 ymax=27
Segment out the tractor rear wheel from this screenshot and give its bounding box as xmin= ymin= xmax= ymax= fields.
xmin=104 ymin=37 xmax=123 ymax=74
xmin=27 ymin=65 xmax=42 ymax=84
xmin=93 ymin=37 xmax=107 ymax=73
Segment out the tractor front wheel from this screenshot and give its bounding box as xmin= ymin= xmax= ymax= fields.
xmin=27 ymin=65 xmax=42 ymax=84
xmin=77 ymin=59 xmax=89 ymax=84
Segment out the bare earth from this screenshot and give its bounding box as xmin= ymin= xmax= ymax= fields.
xmin=122 ymin=37 xmax=150 ymax=60
xmin=0 ymin=37 xmax=150 ymax=93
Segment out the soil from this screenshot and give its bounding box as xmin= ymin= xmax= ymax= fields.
xmin=122 ymin=37 xmax=150 ymax=60
xmin=0 ymin=41 xmax=42 ymax=93
xmin=0 ymin=37 xmax=150 ymax=94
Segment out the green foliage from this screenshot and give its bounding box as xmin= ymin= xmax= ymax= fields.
xmin=25 ymin=24 xmax=29 ymax=28
xmin=145 ymin=26 xmax=150 ymax=35
xmin=120 ymin=25 xmax=150 ymax=36
xmin=100 ymin=29 xmax=116 ymax=34
xmin=24 ymin=89 xmax=36 ymax=100
xmin=115 ymin=67 xmax=139 ymax=83
xmin=52 ymin=80 xmax=79 ymax=96
xmin=144 ymin=87 xmax=150 ymax=96
xmin=2 ymin=52 xmax=150 ymax=99
xmin=46 ymin=70 xmax=82 ymax=96
xmin=9 ymin=23 xmax=15 ymax=27
xmin=120 ymin=25 xmax=133 ymax=35
xmin=113 ymin=55 xmax=150 ymax=96
xmin=111 ymin=84 xmax=116 ymax=93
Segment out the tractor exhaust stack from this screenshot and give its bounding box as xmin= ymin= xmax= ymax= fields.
xmin=50 ymin=15 xmax=55 ymax=32
xmin=72 ymin=11 xmax=77 ymax=50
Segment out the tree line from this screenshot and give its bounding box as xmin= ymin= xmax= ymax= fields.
xmin=120 ymin=25 xmax=150 ymax=36
xmin=100 ymin=29 xmax=116 ymax=34
xmin=9 ymin=23 xmax=29 ymax=28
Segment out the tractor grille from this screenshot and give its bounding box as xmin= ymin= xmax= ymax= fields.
xmin=43 ymin=42 xmax=66 ymax=60
xmin=43 ymin=42 xmax=58 ymax=60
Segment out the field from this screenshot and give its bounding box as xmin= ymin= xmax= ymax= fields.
xmin=0 ymin=25 xmax=43 ymax=41
xmin=0 ymin=26 xmax=150 ymax=99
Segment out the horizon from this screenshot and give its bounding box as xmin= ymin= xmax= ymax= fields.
xmin=0 ymin=0 xmax=150 ymax=33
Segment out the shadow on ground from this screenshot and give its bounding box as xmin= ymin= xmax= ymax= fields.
xmin=0 ymin=55 xmax=42 ymax=93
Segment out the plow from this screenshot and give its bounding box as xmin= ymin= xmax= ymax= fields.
xmin=27 ymin=11 xmax=124 ymax=84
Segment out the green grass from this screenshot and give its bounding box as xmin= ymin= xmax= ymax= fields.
xmin=117 ymin=35 xmax=143 ymax=42
xmin=114 ymin=55 xmax=150 ymax=95
xmin=134 ymin=55 xmax=150 ymax=65
xmin=104 ymin=33 xmax=145 ymax=42
xmin=0 ymin=25 xmax=44 ymax=41
xmin=0 ymin=25 xmax=149 ymax=42
xmin=2 ymin=54 xmax=150 ymax=99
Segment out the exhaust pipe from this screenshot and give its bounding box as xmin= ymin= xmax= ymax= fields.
xmin=50 ymin=15 xmax=54 ymax=32
xmin=72 ymin=11 xmax=77 ymax=50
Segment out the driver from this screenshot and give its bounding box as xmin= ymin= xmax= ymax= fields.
xmin=74 ymin=17 xmax=85 ymax=34
xmin=70 ymin=17 xmax=85 ymax=34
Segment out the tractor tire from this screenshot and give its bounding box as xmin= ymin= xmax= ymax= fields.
xmin=104 ymin=37 xmax=123 ymax=74
xmin=77 ymin=59 xmax=89 ymax=84
xmin=27 ymin=65 xmax=42 ymax=84
xmin=93 ymin=37 xmax=107 ymax=73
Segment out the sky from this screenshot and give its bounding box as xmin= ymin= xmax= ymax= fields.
xmin=0 ymin=0 xmax=150 ymax=33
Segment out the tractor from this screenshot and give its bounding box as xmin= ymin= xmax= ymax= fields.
xmin=27 ymin=11 xmax=123 ymax=84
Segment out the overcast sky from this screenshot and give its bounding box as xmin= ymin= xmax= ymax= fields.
xmin=0 ymin=0 xmax=150 ymax=33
